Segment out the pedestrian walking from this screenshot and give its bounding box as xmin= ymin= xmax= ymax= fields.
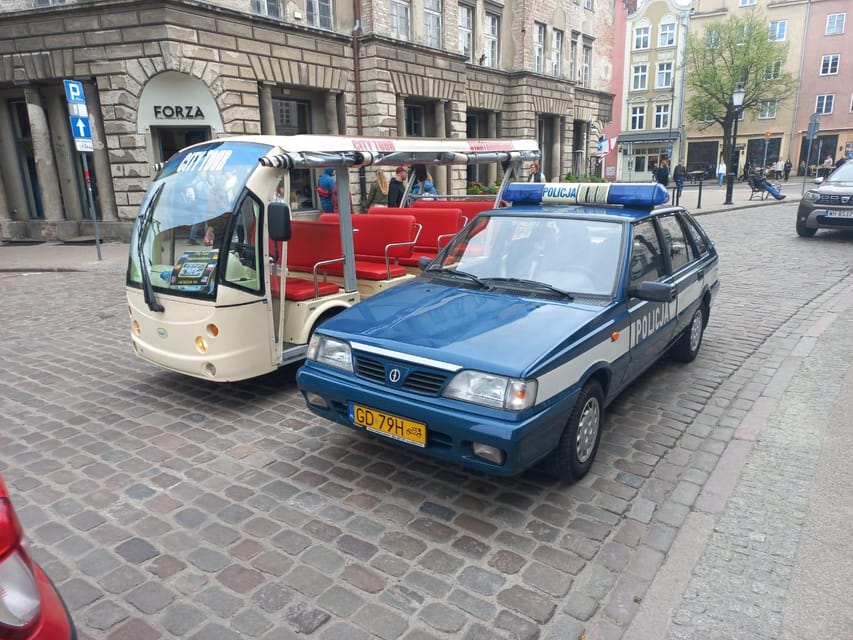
xmin=783 ymin=159 xmax=792 ymax=181
xmin=317 ymin=168 xmax=335 ymax=212
xmin=673 ymin=162 xmax=686 ymax=199
xmin=716 ymin=158 xmax=726 ymax=187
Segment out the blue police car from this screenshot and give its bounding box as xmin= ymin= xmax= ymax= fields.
xmin=296 ymin=183 xmax=719 ymax=481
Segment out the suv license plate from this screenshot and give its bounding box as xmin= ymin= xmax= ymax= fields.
xmin=825 ymin=210 xmax=853 ymax=218
xmin=349 ymin=403 xmax=427 ymax=447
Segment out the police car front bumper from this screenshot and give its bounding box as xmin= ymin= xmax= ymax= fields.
xmin=297 ymin=363 xmax=579 ymax=476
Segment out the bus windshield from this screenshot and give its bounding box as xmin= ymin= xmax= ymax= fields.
xmin=127 ymin=140 xmax=271 ymax=301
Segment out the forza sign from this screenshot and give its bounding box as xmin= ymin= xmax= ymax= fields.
xmin=153 ymin=105 xmax=205 ymax=120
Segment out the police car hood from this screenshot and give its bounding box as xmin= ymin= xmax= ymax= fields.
xmin=320 ymin=280 xmax=605 ymax=376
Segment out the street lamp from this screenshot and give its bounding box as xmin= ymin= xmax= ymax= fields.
xmin=724 ymin=84 xmax=747 ymax=205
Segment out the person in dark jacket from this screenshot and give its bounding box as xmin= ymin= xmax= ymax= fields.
xmin=655 ymin=159 xmax=670 ymax=187
xmin=317 ymin=168 xmax=335 ymax=212
xmin=673 ymin=162 xmax=686 ymax=199
xmin=387 ymin=166 xmax=408 ymax=208
xmin=749 ymin=167 xmax=786 ymax=200
xmin=783 ymin=159 xmax=793 ymax=181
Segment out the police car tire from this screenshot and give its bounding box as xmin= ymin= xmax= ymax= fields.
xmin=795 ymin=219 xmax=817 ymax=237
xmin=671 ymin=306 xmax=704 ymax=363
xmin=544 ymin=380 xmax=604 ymax=482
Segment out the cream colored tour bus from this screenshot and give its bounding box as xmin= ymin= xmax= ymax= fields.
xmin=126 ymin=135 xmax=540 ymax=381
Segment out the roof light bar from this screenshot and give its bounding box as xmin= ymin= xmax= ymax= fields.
xmin=503 ymin=182 xmax=670 ymax=209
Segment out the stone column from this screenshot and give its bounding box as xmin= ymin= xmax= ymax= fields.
xmin=434 ymin=100 xmax=447 ymax=194
xmin=0 ymin=164 xmax=10 ymax=221
xmin=487 ymin=111 xmax=497 ymax=186
xmin=25 ymin=86 xmax=63 ymax=222
xmin=85 ymin=79 xmax=118 ymax=221
xmin=396 ymin=95 xmax=406 ymax=136
xmin=551 ymin=117 xmax=563 ymax=181
xmin=259 ymin=83 xmax=275 ymax=135
xmin=325 ymin=93 xmax=339 ymax=135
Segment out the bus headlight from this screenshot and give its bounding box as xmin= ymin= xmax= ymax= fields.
xmin=307 ymin=334 xmax=353 ymax=373
xmin=195 ymin=336 xmax=208 ymax=353
xmin=443 ymin=371 xmax=537 ymax=411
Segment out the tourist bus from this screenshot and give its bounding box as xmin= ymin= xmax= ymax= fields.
xmin=126 ymin=135 xmax=540 ymax=382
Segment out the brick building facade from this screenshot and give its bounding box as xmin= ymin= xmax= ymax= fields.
xmin=0 ymin=0 xmax=616 ymax=241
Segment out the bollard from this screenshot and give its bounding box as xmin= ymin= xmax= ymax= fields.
xmin=696 ymin=179 xmax=703 ymax=209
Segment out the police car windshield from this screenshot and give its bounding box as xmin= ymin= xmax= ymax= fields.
xmin=439 ymin=215 xmax=624 ymax=297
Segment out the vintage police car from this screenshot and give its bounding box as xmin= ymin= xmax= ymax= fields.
xmin=296 ymin=183 xmax=719 ymax=481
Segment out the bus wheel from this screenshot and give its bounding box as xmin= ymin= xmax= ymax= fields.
xmin=543 ymin=381 xmax=604 ymax=483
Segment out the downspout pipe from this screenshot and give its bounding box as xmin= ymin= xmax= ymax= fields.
xmin=352 ymin=2 xmax=366 ymax=209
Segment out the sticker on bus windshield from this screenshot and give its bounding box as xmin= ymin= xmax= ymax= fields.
xmin=171 ymin=250 xmax=218 ymax=287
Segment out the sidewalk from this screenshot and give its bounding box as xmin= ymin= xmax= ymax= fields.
xmin=0 ymin=179 xmax=798 ymax=273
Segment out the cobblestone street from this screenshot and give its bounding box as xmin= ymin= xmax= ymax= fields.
xmin=1 ymin=204 xmax=851 ymax=640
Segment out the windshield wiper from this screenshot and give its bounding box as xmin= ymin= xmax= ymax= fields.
xmin=481 ymin=277 xmax=574 ymax=300
xmin=137 ymin=184 xmax=165 ymax=312
xmin=425 ymin=267 xmax=487 ymax=288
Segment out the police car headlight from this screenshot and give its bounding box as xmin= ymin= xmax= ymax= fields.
xmin=803 ymin=191 xmax=821 ymax=202
xmin=307 ymin=334 xmax=353 ymax=373
xmin=443 ymin=371 xmax=537 ymax=411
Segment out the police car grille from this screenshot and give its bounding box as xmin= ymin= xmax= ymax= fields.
xmin=816 ymin=194 xmax=853 ymax=206
xmin=354 ymin=355 xmax=447 ymax=395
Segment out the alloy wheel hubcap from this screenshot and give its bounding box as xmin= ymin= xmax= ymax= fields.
xmin=576 ymin=397 xmax=601 ymax=463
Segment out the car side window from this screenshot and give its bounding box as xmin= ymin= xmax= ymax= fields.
xmin=681 ymin=213 xmax=708 ymax=256
xmin=629 ymin=220 xmax=663 ymax=287
xmin=656 ymin=213 xmax=691 ymax=271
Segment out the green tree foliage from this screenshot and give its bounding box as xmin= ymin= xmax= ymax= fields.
xmin=683 ymin=10 xmax=797 ymax=166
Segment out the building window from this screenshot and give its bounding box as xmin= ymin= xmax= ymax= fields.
xmin=484 ymin=12 xmax=500 ymax=68
xmin=424 ymin=0 xmax=442 ymax=48
xmin=570 ymin=38 xmax=577 ymax=82
xmin=764 ymin=60 xmax=782 ymax=80
xmin=307 ymin=0 xmax=333 ymax=29
xmin=658 ymin=22 xmax=676 ymax=48
xmin=634 ymin=26 xmax=650 ymax=50
xmin=739 ymin=0 xmax=756 ymax=6
xmin=758 ymin=100 xmax=777 ymax=119
xmin=551 ymin=29 xmax=563 ymax=77
xmin=656 ymin=62 xmax=673 ymax=88
xmin=632 ymin=64 xmax=648 ymax=91
xmin=826 ymin=13 xmax=846 ymax=35
xmin=459 ymin=5 xmax=473 ymax=62
xmin=736 ymin=24 xmax=751 ymax=45
xmin=631 ymin=106 xmax=646 ymax=130
xmin=405 ymin=105 xmax=424 ymax=136
xmin=250 ymin=0 xmax=281 ymax=19
xmin=391 ymin=0 xmax=411 ymax=40
xmin=584 ymin=0 xmax=593 ymax=9
xmin=34 ymin=0 xmax=67 ymax=5
xmin=705 ymin=28 xmax=721 ymax=48
xmin=768 ymin=20 xmax=787 ymax=41
xmin=654 ymin=103 xmax=670 ymax=129
xmin=820 ymin=54 xmax=840 ymax=75
xmin=816 ymin=94 xmax=834 ymax=115
xmin=533 ymin=22 xmax=545 ymax=74
xmin=580 ymin=44 xmax=591 ymax=87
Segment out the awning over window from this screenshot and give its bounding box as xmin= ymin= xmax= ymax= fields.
xmin=616 ymin=131 xmax=681 ymax=144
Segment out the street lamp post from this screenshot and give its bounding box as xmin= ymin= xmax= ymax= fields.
xmin=724 ymin=84 xmax=746 ymax=205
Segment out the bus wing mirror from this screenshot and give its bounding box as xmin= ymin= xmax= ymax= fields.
xmin=268 ymin=202 xmax=292 ymax=242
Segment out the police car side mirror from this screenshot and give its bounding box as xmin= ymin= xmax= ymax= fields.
xmin=268 ymin=202 xmax=292 ymax=242
xmin=629 ymin=281 xmax=677 ymax=302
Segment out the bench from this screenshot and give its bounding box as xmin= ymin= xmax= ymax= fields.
xmin=318 ymin=213 xmax=421 ymax=280
xmin=748 ymin=176 xmax=780 ymax=201
xmin=370 ymin=206 xmax=467 ymax=268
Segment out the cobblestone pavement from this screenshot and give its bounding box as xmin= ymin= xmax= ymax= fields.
xmin=1 ymin=204 xmax=851 ymax=640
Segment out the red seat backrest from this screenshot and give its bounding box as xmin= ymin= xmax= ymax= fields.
xmin=411 ymin=199 xmax=495 ymax=220
xmin=319 ymin=213 xmax=417 ymax=259
xmin=286 ymin=221 xmax=342 ymax=269
xmin=374 ymin=207 xmax=464 ymax=250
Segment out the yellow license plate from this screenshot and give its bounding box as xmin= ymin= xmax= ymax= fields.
xmin=349 ymin=403 xmax=427 ymax=447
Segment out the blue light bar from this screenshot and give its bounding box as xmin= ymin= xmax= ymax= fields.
xmin=503 ymin=182 xmax=670 ymax=208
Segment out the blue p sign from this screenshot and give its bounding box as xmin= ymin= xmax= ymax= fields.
xmin=64 ymin=79 xmax=86 ymax=104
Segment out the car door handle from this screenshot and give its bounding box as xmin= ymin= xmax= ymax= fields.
xmin=697 ymin=268 xmax=704 ymax=280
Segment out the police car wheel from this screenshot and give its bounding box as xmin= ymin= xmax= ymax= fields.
xmin=671 ymin=306 xmax=704 ymax=363
xmin=544 ymin=381 xmax=604 ymax=482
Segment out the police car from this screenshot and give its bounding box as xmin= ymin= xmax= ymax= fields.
xmin=296 ymin=182 xmax=719 ymax=481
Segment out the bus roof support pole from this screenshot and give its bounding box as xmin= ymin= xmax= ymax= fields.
xmin=336 ymin=170 xmax=358 ymax=293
